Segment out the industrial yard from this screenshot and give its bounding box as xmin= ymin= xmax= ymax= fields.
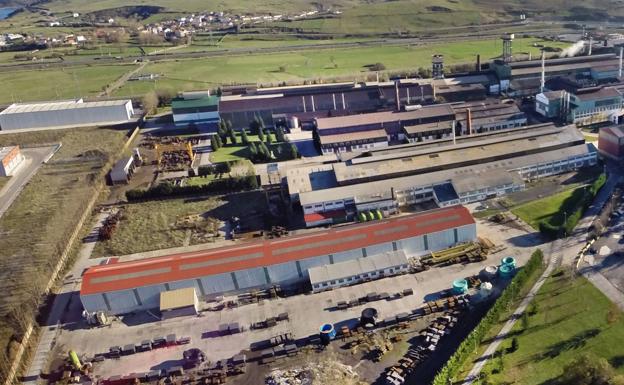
xmin=3 ymin=1 xmax=624 ymax=384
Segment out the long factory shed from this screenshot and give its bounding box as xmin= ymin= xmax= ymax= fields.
xmin=80 ymin=206 xmax=476 ymax=315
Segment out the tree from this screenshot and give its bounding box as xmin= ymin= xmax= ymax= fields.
xmin=226 ymin=120 xmax=233 ymax=130
xmin=257 ymin=115 xmax=266 ymax=130
xmin=216 ymin=87 xmax=222 ymax=97
xmin=289 ymin=143 xmax=299 ymax=160
xmin=266 ymin=132 xmax=273 ymax=144
xmin=258 ymin=127 xmax=265 ymax=142
xmin=557 ymin=354 xmax=624 ymax=385
xmin=509 ymin=337 xmax=519 ymax=353
xmin=370 ymin=62 xmax=386 ymax=71
xmin=156 ymin=89 xmax=175 ymax=106
xmin=218 ymin=120 xmax=228 ymax=143
xmin=216 ymin=162 xmax=231 ymax=175
xmin=249 ymin=118 xmax=260 ymax=134
xmin=214 ymin=133 xmax=223 ymax=148
xmin=228 ymin=128 xmax=237 ymax=145
xmin=248 ymin=142 xmax=258 ymax=160
xmin=210 ymin=134 xmax=220 ymax=150
xmin=241 ymin=128 xmax=250 ymax=145
xmin=275 ymin=127 xmax=285 ymax=142
xmin=521 ymin=311 xmax=530 ymax=330
xmin=142 ymin=91 xmax=159 ymax=115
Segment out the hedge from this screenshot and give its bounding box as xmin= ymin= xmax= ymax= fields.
xmin=126 ymin=175 xmax=258 ymax=201
xmin=538 ymin=173 xmax=606 ymax=239
xmin=432 ymin=249 xmax=545 ymax=385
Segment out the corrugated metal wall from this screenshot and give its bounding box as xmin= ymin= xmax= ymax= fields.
xmin=81 ymin=222 xmax=478 ymax=315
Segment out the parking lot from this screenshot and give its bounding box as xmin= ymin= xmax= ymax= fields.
xmin=586 ymin=200 xmax=624 ymax=292
xmin=53 ymin=217 xmax=541 ymax=378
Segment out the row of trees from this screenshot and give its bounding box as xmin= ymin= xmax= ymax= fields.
xmin=432 ymin=249 xmax=545 ymax=385
xmin=125 ymin=175 xmax=258 ymax=201
xmin=539 ymin=172 xmax=607 ymax=238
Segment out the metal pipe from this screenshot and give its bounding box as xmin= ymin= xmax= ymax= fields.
xmin=467 ymin=108 xmax=472 ymax=135
xmin=406 ymin=87 xmax=410 ymax=104
xmin=302 ymin=96 xmax=306 ymax=113
xmin=540 ymin=51 xmax=546 ymax=93
xmin=311 ymin=95 xmax=315 ymax=112
xmin=619 ymin=47 xmax=623 ymax=78
xmin=588 ymin=36 xmax=593 ymax=56
xmin=342 ymin=93 xmax=346 ymax=110
xmin=332 ymin=93 xmax=337 ymax=110
xmin=395 ymin=81 xmax=400 ymax=111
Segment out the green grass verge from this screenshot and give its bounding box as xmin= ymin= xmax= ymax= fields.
xmin=210 ymin=133 xmax=278 ymax=163
xmin=511 ymin=186 xmax=585 ymax=230
xmin=476 ymin=273 xmax=624 ymax=384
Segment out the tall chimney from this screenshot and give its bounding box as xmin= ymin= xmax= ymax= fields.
xmin=395 ymin=81 xmax=401 ymax=111
xmin=476 ymin=54 xmax=481 ymax=72
xmin=311 ymin=95 xmax=316 ymax=112
xmin=302 ymin=96 xmax=307 ymax=113
xmin=467 ymin=108 xmax=472 ymax=135
xmin=588 ymin=36 xmax=593 ymax=56
xmin=619 ymin=47 xmax=623 ymax=78
xmin=540 ymin=51 xmax=546 ymax=93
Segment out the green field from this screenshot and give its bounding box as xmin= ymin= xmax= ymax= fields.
xmin=113 ymin=38 xmax=567 ymax=97
xmin=511 ymin=186 xmax=584 ymax=229
xmin=474 ymin=274 xmax=624 ymax=384
xmin=0 ymin=64 xmax=133 ymax=104
xmin=0 ymin=127 xmax=128 ymax=379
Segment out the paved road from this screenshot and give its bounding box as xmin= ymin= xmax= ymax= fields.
xmin=22 ymin=210 xmax=112 ymax=384
xmin=0 ymin=146 xmax=57 ymax=218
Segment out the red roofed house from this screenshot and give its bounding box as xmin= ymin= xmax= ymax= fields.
xmin=80 ymin=206 xmax=476 ymax=315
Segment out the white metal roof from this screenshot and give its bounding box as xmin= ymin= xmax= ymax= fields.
xmin=308 ymin=250 xmax=408 ymax=285
xmin=0 ymin=99 xmax=131 ymax=115
xmin=0 ymin=146 xmax=17 ymax=159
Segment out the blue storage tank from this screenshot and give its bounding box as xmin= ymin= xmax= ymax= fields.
xmin=501 ymin=256 xmax=516 ymax=269
xmin=319 ymin=323 xmax=336 ymax=345
xmin=498 ymin=264 xmax=514 ymax=278
xmin=452 ymin=279 xmax=468 ymax=294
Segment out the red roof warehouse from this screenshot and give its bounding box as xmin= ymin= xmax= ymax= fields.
xmin=80 ymin=206 xmax=475 ymax=314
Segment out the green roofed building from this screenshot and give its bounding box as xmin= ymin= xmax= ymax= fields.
xmin=171 ymin=92 xmax=220 ymax=131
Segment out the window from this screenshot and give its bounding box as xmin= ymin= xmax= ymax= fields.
xmin=330 ymin=280 xmax=336 ymax=285
xmin=338 ymin=279 xmax=344 ymax=283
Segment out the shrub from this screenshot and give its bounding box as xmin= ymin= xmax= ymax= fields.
xmin=432 ymin=249 xmax=544 ymax=385
xmin=125 ymin=175 xmax=258 ymax=201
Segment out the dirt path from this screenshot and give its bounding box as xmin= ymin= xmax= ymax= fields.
xmin=98 ymin=61 xmax=147 ymax=97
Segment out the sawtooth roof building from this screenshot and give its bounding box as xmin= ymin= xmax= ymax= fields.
xmin=80 ymin=206 xmax=476 ymax=315
xmin=286 ymin=123 xmax=597 ymax=227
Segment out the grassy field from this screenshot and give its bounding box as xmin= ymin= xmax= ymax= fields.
xmin=0 ymin=127 xmax=128 ymax=378
xmin=511 ymin=186 xmax=585 ymax=229
xmin=209 ymin=133 xmax=278 ymax=163
xmin=0 ymin=64 xmax=133 ymax=104
xmin=93 ymin=190 xmax=267 ymax=257
xmin=113 ymin=38 xmax=567 ymax=96
xmin=473 ymin=273 xmax=624 ymax=384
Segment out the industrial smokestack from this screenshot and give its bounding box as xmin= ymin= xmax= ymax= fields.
xmin=302 ymin=96 xmax=307 ymax=113
xmin=588 ymin=36 xmax=593 ymax=56
xmin=540 ymin=51 xmax=546 ymax=93
xmin=467 ymin=108 xmax=472 ymax=135
xmin=311 ymin=95 xmax=316 ymax=112
xmin=476 ymin=54 xmax=481 ymax=72
xmin=395 ymin=81 xmax=401 ymax=111
xmin=619 ymin=47 xmax=623 ymax=78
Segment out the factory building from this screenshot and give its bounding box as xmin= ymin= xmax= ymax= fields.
xmin=288 ymin=124 xmax=597 ymax=226
xmin=80 ymin=206 xmax=476 ymax=315
xmin=0 ymin=99 xmax=135 ymax=131
xmin=535 ymin=86 xmax=623 ymax=126
xmin=452 ymin=101 xmax=527 ymax=135
xmin=598 ymin=125 xmax=624 ymax=159
xmin=218 ymin=81 xmax=435 ymax=129
xmin=314 ymin=104 xmax=456 ymax=154
xmin=109 ymin=156 xmax=136 ymax=185
xmin=171 ymin=94 xmax=220 ymax=130
xmin=491 ymin=54 xmax=621 ymax=95
xmin=0 ymin=146 xmax=24 ymax=177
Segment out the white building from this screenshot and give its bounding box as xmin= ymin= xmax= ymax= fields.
xmin=0 ymin=99 xmax=135 ymax=131
xmin=109 ymin=156 xmax=135 ymax=184
xmin=0 ymin=146 xmax=25 ymax=177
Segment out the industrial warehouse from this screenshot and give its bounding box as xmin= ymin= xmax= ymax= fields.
xmin=80 ymin=206 xmax=476 ymax=315
xmin=0 ymin=99 xmax=136 ymax=131
xmin=286 ymin=123 xmax=597 ymax=227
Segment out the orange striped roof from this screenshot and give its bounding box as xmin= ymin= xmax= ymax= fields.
xmin=80 ymin=206 xmax=474 ymax=295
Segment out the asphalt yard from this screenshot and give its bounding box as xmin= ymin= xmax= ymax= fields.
xmin=54 ymin=218 xmax=540 ymax=377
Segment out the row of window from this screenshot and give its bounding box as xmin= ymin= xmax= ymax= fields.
xmin=312 ymin=265 xmax=409 ymax=289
